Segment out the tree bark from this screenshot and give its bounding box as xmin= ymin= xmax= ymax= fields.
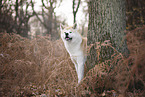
xmin=87 ymin=0 xmax=129 ymax=69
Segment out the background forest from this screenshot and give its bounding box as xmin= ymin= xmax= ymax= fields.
xmin=0 ymin=0 xmax=145 ymax=97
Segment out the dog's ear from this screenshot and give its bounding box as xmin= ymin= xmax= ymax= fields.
xmin=73 ymin=22 xmax=77 ymax=29
xmin=60 ymin=23 xmax=65 ymax=31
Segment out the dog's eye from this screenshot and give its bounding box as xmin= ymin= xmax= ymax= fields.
xmin=70 ymin=32 xmax=72 ymax=33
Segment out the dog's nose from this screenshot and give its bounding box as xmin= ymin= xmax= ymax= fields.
xmin=65 ymin=33 xmax=69 ymax=36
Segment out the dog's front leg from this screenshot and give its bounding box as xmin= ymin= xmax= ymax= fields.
xmin=71 ymin=57 xmax=78 ymax=75
xmin=77 ymin=57 xmax=84 ymax=83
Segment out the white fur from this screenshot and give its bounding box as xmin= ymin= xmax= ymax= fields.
xmin=60 ymin=24 xmax=87 ymax=83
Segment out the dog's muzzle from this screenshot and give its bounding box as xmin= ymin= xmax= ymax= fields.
xmin=65 ymin=33 xmax=72 ymax=41
xmin=65 ymin=37 xmax=72 ymax=41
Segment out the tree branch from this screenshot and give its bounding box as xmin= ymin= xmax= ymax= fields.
xmin=73 ymin=0 xmax=81 ymax=14
xmin=41 ymin=0 xmax=48 ymax=9
xmin=72 ymin=0 xmax=81 ymax=27
xmin=15 ymin=0 xmax=19 ymax=22
xmin=75 ymin=0 xmax=81 ymax=14
xmin=31 ymin=0 xmax=48 ymax=28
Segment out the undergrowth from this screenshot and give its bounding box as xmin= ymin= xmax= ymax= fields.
xmin=0 ymin=26 xmax=145 ymax=97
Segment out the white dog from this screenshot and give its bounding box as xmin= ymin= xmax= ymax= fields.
xmin=60 ymin=24 xmax=87 ymax=83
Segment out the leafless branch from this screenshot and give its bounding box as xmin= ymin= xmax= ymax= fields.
xmin=31 ymin=0 xmax=48 ymax=28
xmin=72 ymin=0 xmax=81 ymax=27
xmin=41 ymin=0 xmax=48 ymax=9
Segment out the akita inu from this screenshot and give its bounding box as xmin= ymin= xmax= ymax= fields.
xmin=60 ymin=24 xmax=87 ymax=83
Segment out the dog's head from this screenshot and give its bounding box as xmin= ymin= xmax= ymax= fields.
xmin=60 ymin=24 xmax=81 ymax=42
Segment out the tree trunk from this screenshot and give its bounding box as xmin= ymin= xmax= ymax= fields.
xmin=87 ymin=0 xmax=129 ymax=69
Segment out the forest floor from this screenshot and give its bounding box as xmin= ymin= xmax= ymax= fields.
xmin=0 ymin=26 xmax=145 ymax=97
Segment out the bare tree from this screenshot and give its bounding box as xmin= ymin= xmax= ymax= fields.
xmin=0 ymin=0 xmax=14 ymax=33
xmin=72 ymin=0 xmax=81 ymax=28
xmin=15 ymin=0 xmax=35 ymax=37
xmin=0 ymin=0 xmax=34 ymax=37
xmin=31 ymin=0 xmax=62 ymax=40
